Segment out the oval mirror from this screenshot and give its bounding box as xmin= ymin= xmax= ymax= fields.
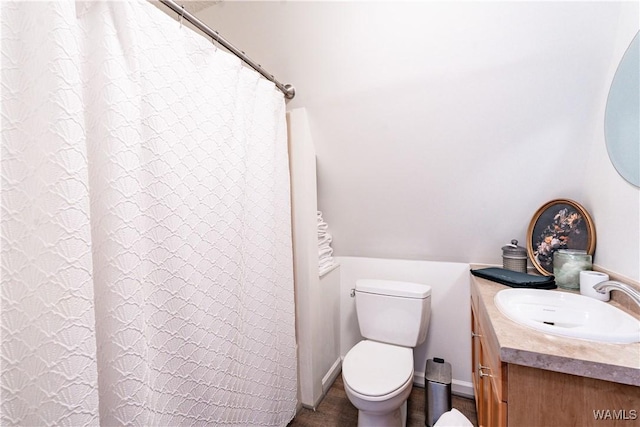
xmin=605 ymin=31 xmax=640 ymax=187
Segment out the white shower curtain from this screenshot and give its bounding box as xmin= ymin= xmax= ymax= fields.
xmin=1 ymin=1 xmax=297 ymax=426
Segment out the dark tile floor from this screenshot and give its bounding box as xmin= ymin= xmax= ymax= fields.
xmin=289 ymin=375 xmax=478 ymax=427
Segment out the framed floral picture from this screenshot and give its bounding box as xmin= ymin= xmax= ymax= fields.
xmin=526 ymin=199 xmax=596 ymax=276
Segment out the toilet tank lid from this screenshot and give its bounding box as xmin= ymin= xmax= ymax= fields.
xmin=356 ymin=279 xmax=431 ymax=299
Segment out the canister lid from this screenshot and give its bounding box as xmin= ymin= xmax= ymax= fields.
xmin=502 ymin=239 xmax=526 ymax=256
xmin=426 ymin=358 xmax=452 ymax=385
xmin=555 ymin=249 xmax=590 ymax=259
xmin=556 ymin=249 xmax=587 ymax=255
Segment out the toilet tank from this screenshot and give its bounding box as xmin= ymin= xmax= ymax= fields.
xmin=355 ymin=279 xmax=432 ymax=347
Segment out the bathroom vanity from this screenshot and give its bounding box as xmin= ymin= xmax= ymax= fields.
xmin=470 ymin=276 xmax=640 ymax=427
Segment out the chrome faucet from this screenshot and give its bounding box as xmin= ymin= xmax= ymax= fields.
xmin=593 ymin=280 xmax=640 ymax=307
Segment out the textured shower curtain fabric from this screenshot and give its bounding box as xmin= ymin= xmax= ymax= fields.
xmin=1 ymin=1 xmax=297 ymax=426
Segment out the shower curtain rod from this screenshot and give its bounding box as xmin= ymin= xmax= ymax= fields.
xmin=159 ymin=0 xmax=296 ymax=100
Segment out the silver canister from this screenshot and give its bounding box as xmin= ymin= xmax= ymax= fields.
xmin=502 ymin=239 xmax=527 ymax=273
xmin=425 ymin=358 xmax=452 ymax=427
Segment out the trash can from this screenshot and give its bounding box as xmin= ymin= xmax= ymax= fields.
xmin=425 ymin=357 xmax=452 ymax=427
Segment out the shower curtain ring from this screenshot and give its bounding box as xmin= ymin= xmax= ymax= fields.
xmin=179 ymin=5 xmax=185 ymax=28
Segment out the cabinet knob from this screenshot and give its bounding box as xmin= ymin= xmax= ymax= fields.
xmin=478 ymin=364 xmax=494 ymax=378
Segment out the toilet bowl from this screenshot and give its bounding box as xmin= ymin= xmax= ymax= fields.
xmin=343 ymin=279 xmax=432 ymax=427
xmin=342 ymin=340 xmax=414 ymax=427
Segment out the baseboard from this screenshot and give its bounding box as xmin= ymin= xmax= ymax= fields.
xmin=322 ymin=357 xmax=342 ymax=394
xmin=413 ymin=372 xmax=474 ymax=399
xmin=301 ymin=357 xmax=343 ymax=411
xmin=451 ymin=380 xmax=474 ymax=399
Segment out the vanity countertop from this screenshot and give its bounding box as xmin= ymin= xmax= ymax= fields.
xmin=471 ymin=275 xmax=640 ymax=387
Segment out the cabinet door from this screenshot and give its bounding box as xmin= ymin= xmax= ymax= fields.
xmin=479 ymin=353 xmax=492 ymax=427
xmin=472 ymin=319 xmax=506 ymax=425
xmin=487 ymin=373 xmax=507 ymax=427
xmin=472 ymin=305 xmax=489 ymax=427
xmin=478 ymin=337 xmax=506 ymax=427
xmin=471 ymin=305 xmax=480 ymax=392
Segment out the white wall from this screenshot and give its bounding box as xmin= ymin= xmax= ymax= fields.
xmin=582 ymin=3 xmax=640 ymax=281
xmin=337 ymin=257 xmax=473 ymax=397
xmin=196 ymin=1 xmax=638 ymax=282
xmin=288 ymin=108 xmax=342 ymax=408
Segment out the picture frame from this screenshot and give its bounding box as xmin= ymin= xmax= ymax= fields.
xmin=526 ymin=199 xmax=596 ymax=276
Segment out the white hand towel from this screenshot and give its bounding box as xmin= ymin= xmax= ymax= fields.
xmin=317 ymin=210 xmax=336 ymax=275
xmin=318 ymin=234 xmax=332 ymax=247
xmin=319 ymin=256 xmax=334 ymax=267
xmin=319 ymin=262 xmax=335 ymax=275
xmin=319 ymin=246 xmax=333 ymax=258
xmin=433 ymin=409 xmax=473 ymax=427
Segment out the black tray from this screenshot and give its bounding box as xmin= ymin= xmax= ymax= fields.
xmin=470 ymin=267 xmax=557 ymax=289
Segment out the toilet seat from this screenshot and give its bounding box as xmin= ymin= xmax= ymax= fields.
xmin=342 ymin=340 xmax=414 ymax=398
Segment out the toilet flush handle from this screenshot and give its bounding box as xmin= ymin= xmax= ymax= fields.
xmin=350 ymin=288 xmax=355 ymax=297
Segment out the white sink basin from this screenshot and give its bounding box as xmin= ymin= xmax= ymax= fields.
xmin=494 ymin=288 xmax=640 ymax=344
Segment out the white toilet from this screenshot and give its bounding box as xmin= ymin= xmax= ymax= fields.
xmin=342 ymin=279 xmax=432 ymax=427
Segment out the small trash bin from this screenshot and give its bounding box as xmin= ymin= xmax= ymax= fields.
xmin=425 ymin=357 xmax=452 ymax=427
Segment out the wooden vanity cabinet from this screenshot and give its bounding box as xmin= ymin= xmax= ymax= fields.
xmin=471 ymin=280 xmax=640 ymax=427
xmin=471 ymin=289 xmax=506 ymax=427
